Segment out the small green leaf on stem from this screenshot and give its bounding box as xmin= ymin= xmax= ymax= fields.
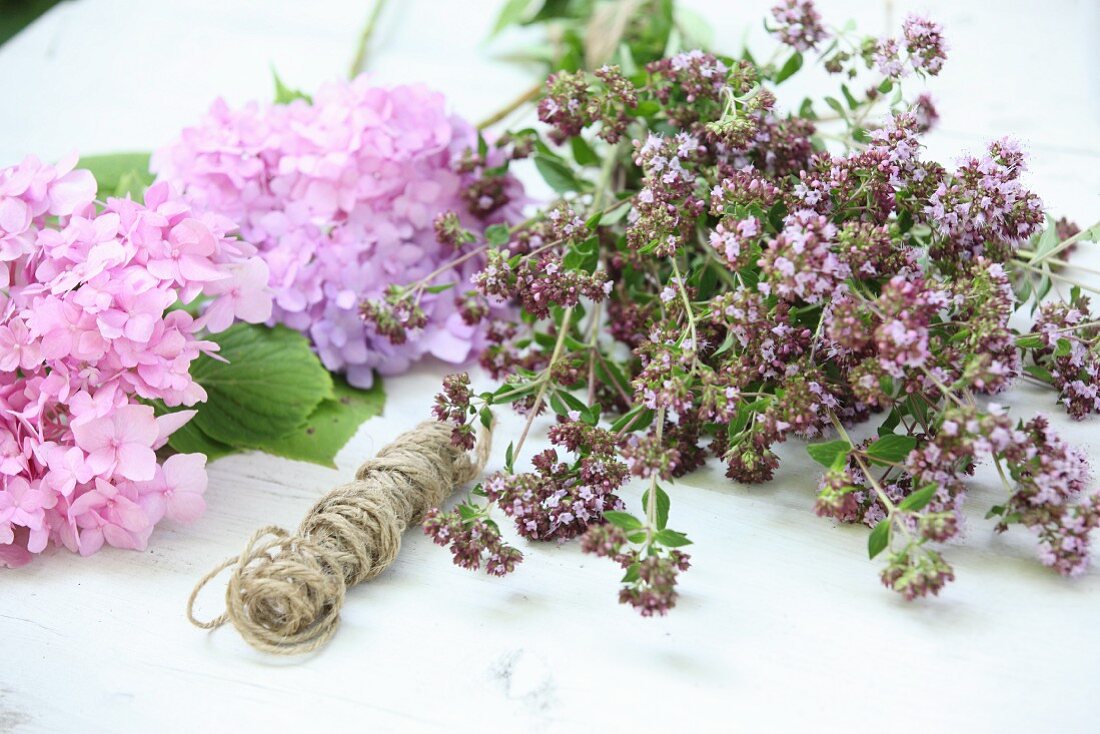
xmin=642 ymin=484 xmax=671 ymax=530
xmin=534 ymin=155 xmax=584 ymax=193
xmin=865 ymin=434 xmax=917 ymax=464
xmin=868 ymin=519 xmax=890 ymax=559
xmin=491 ymin=0 xmax=538 ymax=36
xmin=807 ymin=439 xmax=851 ymax=468
xmin=571 ymin=136 xmax=600 ymax=166
xmin=485 ymin=223 xmax=511 ymax=245
xmin=898 ymin=483 xmax=938 ymax=512
xmin=603 ymin=510 xmax=644 ymax=531
xmin=774 ymin=51 xmax=802 ymax=83
xmin=1015 ymin=334 xmax=1044 ymax=349
xmin=79 ymin=153 xmax=153 ymax=199
xmin=654 ymin=529 xmax=692 ymax=547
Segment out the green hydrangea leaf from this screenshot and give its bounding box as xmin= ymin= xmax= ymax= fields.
xmin=150 ymin=402 xmax=238 ymax=461
xmin=78 ymin=152 xmax=153 ymax=199
xmin=272 ymin=67 xmax=312 ymax=104
xmin=188 ymin=324 xmax=334 ymax=448
xmin=256 ymin=375 xmax=386 ymax=468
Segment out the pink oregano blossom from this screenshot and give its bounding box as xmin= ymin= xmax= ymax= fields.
xmin=152 ymin=75 xmax=522 ymax=388
xmin=0 ymin=153 xmax=272 ymax=566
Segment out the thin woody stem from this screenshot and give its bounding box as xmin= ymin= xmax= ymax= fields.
xmin=410 ymin=245 xmax=489 ymax=296
xmin=1014 ymin=260 xmax=1100 ymax=297
xmin=670 ymin=258 xmax=698 ymax=371
xmin=1015 ymin=250 xmax=1100 ymax=277
xmin=513 ymin=306 xmax=575 ymax=460
xmin=1024 ymin=219 xmax=1100 ymax=264
xmin=586 ymin=301 xmax=603 ymax=405
xmin=349 ymin=0 xmax=389 ymax=78
xmin=477 ymin=81 xmax=544 ymax=130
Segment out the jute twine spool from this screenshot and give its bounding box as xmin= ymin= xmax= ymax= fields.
xmin=187 ymin=420 xmax=490 ymax=654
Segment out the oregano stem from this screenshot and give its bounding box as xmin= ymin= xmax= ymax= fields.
xmin=1027 ymin=219 xmax=1100 ymax=264
xmin=646 ymin=407 xmax=667 ymax=537
xmin=512 ymin=306 xmax=575 ymax=461
xmin=1015 ymin=252 xmax=1100 ymax=277
xmin=1014 ymin=261 xmax=1100 ymax=297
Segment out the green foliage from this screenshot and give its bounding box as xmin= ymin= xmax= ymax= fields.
xmin=158 ymin=325 xmax=384 ymax=467
xmin=490 ymin=0 xmax=540 ymax=36
xmin=773 ymin=52 xmax=802 ymax=83
xmin=257 ymin=375 xmax=385 ymax=467
xmin=642 ymin=484 xmax=670 ymax=530
xmin=603 ymin=510 xmax=644 ymax=531
xmin=654 ymin=528 xmax=691 ymax=547
xmin=898 ymin=484 xmax=938 ymax=512
xmin=485 ymin=223 xmax=512 ymax=245
xmin=78 ymin=152 xmax=153 ymax=199
xmin=571 ymin=136 xmax=600 ymax=166
xmin=272 ymin=67 xmax=312 ymax=104
xmin=151 ymin=403 xmax=237 ymax=461
xmin=867 ymin=520 xmax=890 ymax=559
xmin=865 ymin=435 xmax=918 ymax=465
xmin=534 ymin=154 xmax=585 ymax=192
xmin=808 ymin=440 xmax=851 ymax=468
xmin=490 ymin=0 xmax=681 ymax=72
xmin=0 ymin=0 xmax=62 ymax=46
xmin=187 ymin=324 xmax=334 ymax=447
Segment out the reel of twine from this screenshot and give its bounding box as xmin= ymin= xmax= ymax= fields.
xmin=186 ymin=420 xmax=490 ymax=655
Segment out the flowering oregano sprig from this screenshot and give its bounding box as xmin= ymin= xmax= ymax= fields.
xmin=386 ymin=0 xmax=1100 ymax=613
xmin=424 ymin=504 xmax=523 ymax=576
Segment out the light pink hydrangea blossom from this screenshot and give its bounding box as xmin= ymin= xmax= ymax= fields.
xmin=0 ymin=154 xmax=272 ymax=566
xmin=152 ymin=75 xmax=522 ymax=388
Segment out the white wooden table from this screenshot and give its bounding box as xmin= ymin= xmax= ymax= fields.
xmin=3 ymin=1 xmax=1099 ymax=731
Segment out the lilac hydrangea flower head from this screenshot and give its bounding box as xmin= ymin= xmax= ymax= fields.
xmin=153 ymin=75 xmax=523 ymax=387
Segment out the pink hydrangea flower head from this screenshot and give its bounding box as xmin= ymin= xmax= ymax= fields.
xmin=0 ymin=154 xmax=271 ymax=563
xmin=71 ymin=404 xmax=158 ymax=482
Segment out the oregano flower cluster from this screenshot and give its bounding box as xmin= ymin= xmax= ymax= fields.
xmin=388 ymin=0 xmax=1100 ymax=615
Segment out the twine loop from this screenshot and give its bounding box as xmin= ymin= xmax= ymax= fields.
xmin=187 ymin=420 xmax=490 ymax=654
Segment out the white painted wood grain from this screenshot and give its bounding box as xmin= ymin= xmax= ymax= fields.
xmin=2 ymin=1 xmax=1099 ymax=732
